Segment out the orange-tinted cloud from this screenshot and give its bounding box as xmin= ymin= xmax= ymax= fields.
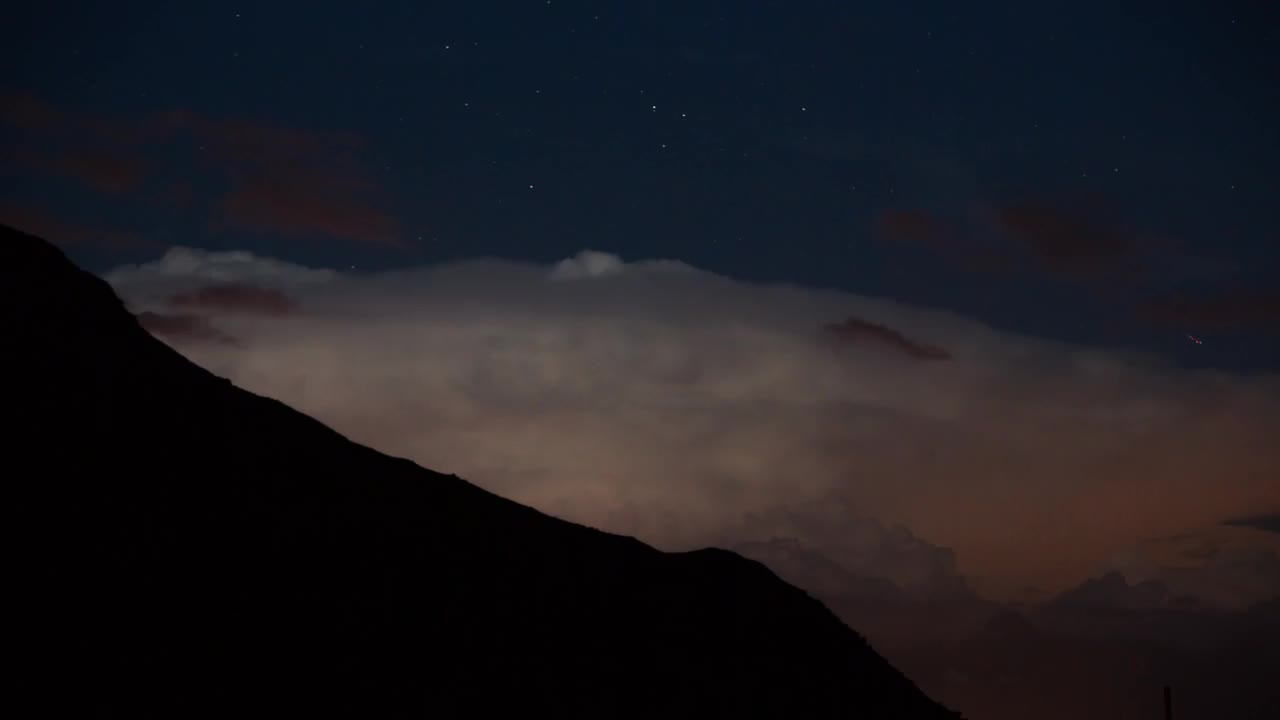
xmin=824 ymin=315 xmax=952 ymax=361
xmin=169 ymin=283 xmax=297 ymax=315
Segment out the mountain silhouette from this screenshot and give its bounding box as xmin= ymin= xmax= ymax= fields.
xmin=5 ymin=224 xmax=958 ymax=718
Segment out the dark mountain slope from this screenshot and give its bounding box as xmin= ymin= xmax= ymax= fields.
xmin=4 ymin=224 xmax=957 ymax=718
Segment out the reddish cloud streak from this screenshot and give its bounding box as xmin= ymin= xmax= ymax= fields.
xmin=873 ymin=208 xmax=1016 ymax=275
xmin=993 ymin=201 xmax=1138 ymax=277
xmin=169 ymin=284 xmax=297 ymax=315
xmin=49 ymin=147 xmax=147 ymax=194
xmin=1 ymin=94 xmax=403 ymax=247
xmin=1136 ymin=289 xmax=1280 ymax=335
xmin=223 ymin=182 xmax=403 ymax=247
xmin=876 ymin=209 xmax=951 ymax=247
xmin=0 ymin=92 xmax=62 ymax=130
xmin=0 ymin=204 xmax=155 ymax=251
xmin=159 ymin=110 xmax=367 ymax=168
xmin=824 ymin=316 xmax=952 ymax=361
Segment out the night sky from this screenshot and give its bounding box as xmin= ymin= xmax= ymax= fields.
xmin=4 ymin=1 xmax=1278 ymax=368
xmin=6 ymin=3 xmax=1280 ymax=717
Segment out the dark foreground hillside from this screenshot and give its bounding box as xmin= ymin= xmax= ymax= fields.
xmin=4 ymin=224 xmax=957 ymax=718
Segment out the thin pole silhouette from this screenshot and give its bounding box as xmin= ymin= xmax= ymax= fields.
xmin=1163 ymin=685 xmax=1173 ymax=720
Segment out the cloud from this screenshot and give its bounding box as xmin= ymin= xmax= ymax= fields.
xmin=1135 ymin=289 xmax=1280 ymax=335
xmin=1224 ymin=514 xmax=1280 ymax=534
xmin=548 ymin=250 xmax=699 ymax=280
xmin=550 ymin=250 xmax=628 ymax=279
xmin=1047 ymin=571 xmax=1181 ymax=611
xmin=1105 ymin=525 xmax=1280 ymax=610
xmin=108 ymin=246 xmax=337 ymax=291
xmin=875 ymin=209 xmax=952 ymax=248
xmin=1 ymin=95 xmax=402 ymax=246
xmin=221 ymin=181 xmax=402 ymax=246
xmin=136 ymin=311 xmax=237 ymax=345
xmin=103 ymin=248 xmax=1280 ymax=602
xmin=169 ymin=284 xmax=297 ymax=316
xmin=871 ymin=208 xmax=1024 ymax=276
xmin=154 ymin=110 xmax=404 ymax=246
xmin=992 ymin=199 xmax=1142 ymax=278
xmin=874 ymin=199 xmax=1185 ymax=284
xmin=0 ymin=204 xmax=155 ymax=251
xmin=1 ymin=95 xmax=152 ymax=193
xmin=733 ymin=497 xmax=969 ymax=597
xmin=7 ymin=142 xmax=147 ymax=195
xmin=48 ymin=147 xmax=147 ymax=194
xmin=825 ymin=316 xmax=952 ymax=361
xmin=0 ymin=91 xmax=62 ymax=130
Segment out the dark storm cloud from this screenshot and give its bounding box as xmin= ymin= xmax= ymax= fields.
xmin=1224 ymin=514 xmax=1280 ymax=534
xmin=0 ymin=95 xmax=401 ymax=247
xmin=104 ymin=246 xmax=1280 ymax=603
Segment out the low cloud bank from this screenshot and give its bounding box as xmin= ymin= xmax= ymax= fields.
xmin=105 ymin=247 xmax=1280 ymax=601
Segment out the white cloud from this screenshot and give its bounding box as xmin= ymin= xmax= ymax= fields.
xmin=103 ymin=247 xmax=1280 ymax=601
xmin=106 ymin=246 xmax=337 ymax=296
xmin=547 ymin=249 xmax=700 ymax=281
xmin=549 ymin=249 xmax=627 ymax=279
